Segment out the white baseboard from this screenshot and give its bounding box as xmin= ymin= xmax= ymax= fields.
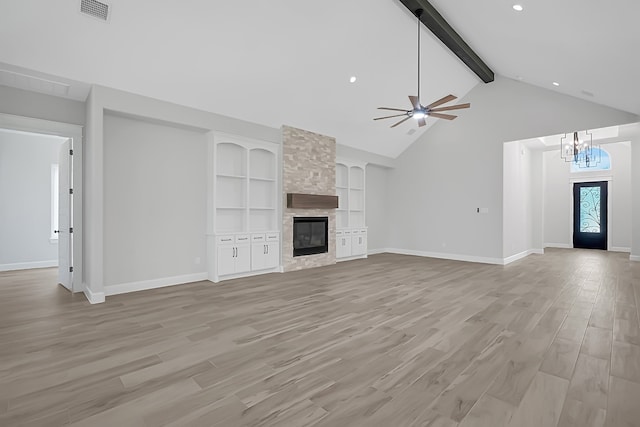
xmin=545 ymin=243 xmax=572 ymax=249
xmin=630 ymin=255 xmax=640 ymax=262
xmin=503 ymin=249 xmax=542 ymax=265
xmin=84 ymin=286 xmax=105 ymax=304
xmin=610 ymin=247 xmax=631 ymax=253
xmin=386 ymin=248 xmax=504 ymax=265
xmin=336 ymin=254 xmax=367 ymax=262
xmin=0 ymin=260 xmax=58 ymax=272
xmin=367 ymin=248 xmax=390 ymax=255
xmin=105 ymin=272 xmax=208 ymax=296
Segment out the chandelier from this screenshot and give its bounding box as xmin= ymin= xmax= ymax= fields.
xmin=560 ymin=130 xmax=601 ymax=168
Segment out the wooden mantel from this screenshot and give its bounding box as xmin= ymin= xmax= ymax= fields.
xmin=286 ymin=193 xmax=338 ymax=209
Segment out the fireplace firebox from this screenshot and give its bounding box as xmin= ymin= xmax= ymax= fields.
xmin=293 ymin=217 xmax=328 ymax=257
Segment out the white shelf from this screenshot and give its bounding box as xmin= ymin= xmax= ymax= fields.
xmin=336 ymin=161 xmax=366 ymax=230
xmin=217 ymin=206 xmax=246 ymax=210
xmin=217 ymin=173 xmax=247 ymax=179
xmin=250 ymin=207 xmax=276 ymax=210
xmin=249 ymin=176 xmax=276 ymax=182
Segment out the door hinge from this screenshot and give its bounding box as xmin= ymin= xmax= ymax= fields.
xmin=69 ymin=227 xmax=73 ymax=233
xmin=69 ymin=149 xmax=74 ymax=155
xmin=69 ymin=266 xmax=73 ymax=272
xmin=69 ymin=188 xmax=73 ymax=195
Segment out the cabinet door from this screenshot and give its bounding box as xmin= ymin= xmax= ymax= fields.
xmin=264 ymin=242 xmax=279 ymax=269
xmin=344 ymin=236 xmax=352 ymax=257
xmin=217 ymin=246 xmax=236 ymax=276
xmin=251 ymin=243 xmax=266 ymax=271
xmin=352 ymin=234 xmax=366 ymax=256
xmin=235 ymin=245 xmax=251 ymax=273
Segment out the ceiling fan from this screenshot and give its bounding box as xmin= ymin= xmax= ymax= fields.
xmin=374 ymin=9 xmax=470 ymax=128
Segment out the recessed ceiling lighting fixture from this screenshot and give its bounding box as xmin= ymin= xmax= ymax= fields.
xmin=553 ymin=82 xmax=560 ymax=86
xmin=513 ymin=4 xmax=523 ymax=11
xmin=349 ymin=76 xmax=357 ymax=83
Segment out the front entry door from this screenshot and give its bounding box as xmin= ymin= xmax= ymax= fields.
xmin=573 ymin=181 xmax=607 ymax=250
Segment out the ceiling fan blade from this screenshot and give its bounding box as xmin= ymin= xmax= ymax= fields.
xmin=390 ymin=116 xmax=412 ymax=128
xmin=408 ymin=95 xmax=420 ymax=109
xmin=426 ymin=94 xmax=457 ymax=109
xmin=377 ymin=107 xmax=409 ymax=112
xmin=418 ymin=118 xmax=427 ymax=127
xmin=429 ymin=112 xmax=457 ymax=120
xmin=430 ymin=103 xmax=470 ymax=112
xmin=374 ymin=113 xmax=407 ymax=121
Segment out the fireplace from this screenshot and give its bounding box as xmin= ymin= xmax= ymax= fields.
xmin=293 ymin=217 xmax=328 ymax=257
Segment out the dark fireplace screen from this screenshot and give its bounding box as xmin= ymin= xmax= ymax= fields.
xmin=293 ymin=217 xmax=328 ymax=257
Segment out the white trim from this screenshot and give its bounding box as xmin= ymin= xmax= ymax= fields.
xmin=503 ymin=249 xmax=542 ymax=265
xmin=610 ymin=247 xmax=631 ymax=253
xmin=0 ymin=260 xmax=58 ymax=272
xmin=336 ymin=254 xmax=367 ymax=262
xmin=0 ymin=113 xmax=83 ymax=293
xmin=630 ymin=255 xmax=640 ymax=262
xmin=84 ymin=286 xmax=105 ymax=304
xmin=385 ymin=248 xmax=504 ymax=265
xmin=212 ymin=268 xmax=279 ymax=283
xmin=545 ymin=243 xmax=573 ymax=249
xmin=368 ymin=248 xmax=389 ymax=255
xmin=105 ymin=272 xmax=208 ymax=296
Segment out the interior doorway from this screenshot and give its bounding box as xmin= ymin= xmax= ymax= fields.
xmin=573 ymin=181 xmax=608 ymax=250
xmin=0 ymin=113 xmax=83 ymax=293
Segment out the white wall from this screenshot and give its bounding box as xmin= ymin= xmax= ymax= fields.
xmin=632 ymin=140 xmax=640 ymax=260
xmin=543 ymin=142 xmax=632 ymax=251
xmin=365 ymin=164 xmax=390 ymax=252
xmin=388 ymin=76 xmax=638 ymax=263
xmin=83 ymin=86 xmax=281 ymax=302
xmin=0 ymin=129 xmax=64 ymax=270
xmin=503 ymin=142 xmax=535 ymax=258
xmin=103 ymin=114 xmax=207 ymax=289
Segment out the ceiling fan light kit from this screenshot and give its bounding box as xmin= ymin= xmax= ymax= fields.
xmin=374 ymin=8 xmax=470 ymax=128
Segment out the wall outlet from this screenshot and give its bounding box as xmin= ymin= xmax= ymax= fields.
xmin=477 ymin=207 xmax=489 ymax=214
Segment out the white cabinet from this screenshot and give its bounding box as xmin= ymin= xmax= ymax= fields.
xmin=336 ymin=228 xmax=367 ymax=260
xmin=351 ymin=229 xmax=367 ymax=256
xmin=251 ymin=233 xmax=280 ymax=271
xmin=208 ymin=133 xmax=281 ymax=282
xmin=336 ymin=159 xmax=368 ymax=261
xmin=216 ymin=235 xmax=251 ymax=276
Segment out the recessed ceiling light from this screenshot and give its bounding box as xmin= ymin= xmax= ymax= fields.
xmin=513 ymin=4 xmax=523 ymax=11
xmin=552 ymin=82 xmax=560 ymax=86
xmin=349 ymin=76 xmax=357 ymax=83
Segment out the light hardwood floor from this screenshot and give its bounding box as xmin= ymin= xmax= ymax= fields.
xmin=1 ymin=249 xmax=639 ymax=426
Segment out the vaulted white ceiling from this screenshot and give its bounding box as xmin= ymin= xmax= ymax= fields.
xmin=1 ymin=1 xmax=638 ymax=158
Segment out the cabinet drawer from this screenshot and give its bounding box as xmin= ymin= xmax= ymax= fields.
xmin=343 ymin=230 xmax=352 ymax=236
xmin=336 ymin=230 xmax=344 ymax=236
xmin=265 ymin=233 xmax=279 ymax=241
xmin=251 ymin=234 xmax=266 ymax=242
xmin=351 ymin=229 xmax=360 ymax=235
xmin=359 ymin=228 xmax=368 ymax=234
xmin=235 ymin=234 xmax=250 ymax=244
xmin=216 ymin=235 xmax=235 ymax=245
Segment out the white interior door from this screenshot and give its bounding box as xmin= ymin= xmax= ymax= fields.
xmin=58 ymin=139 xmax=72 ymax=290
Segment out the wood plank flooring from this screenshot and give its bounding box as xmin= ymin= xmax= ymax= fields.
xmin=1 ymin=249 xmax=639 ymax=426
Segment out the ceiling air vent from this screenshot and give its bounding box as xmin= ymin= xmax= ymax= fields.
xmin=80 ymin=0 xmax=110 ymax=21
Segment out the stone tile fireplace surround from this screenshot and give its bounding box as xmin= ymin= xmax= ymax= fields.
xmin=282 ymin=125 xmax=336 ymax=272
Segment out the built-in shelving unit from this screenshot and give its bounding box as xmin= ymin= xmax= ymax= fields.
xmin=336 ymin=159 xmax=367 ymax=260
xmin=208 ymin=133 xmax=281 ymax=282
